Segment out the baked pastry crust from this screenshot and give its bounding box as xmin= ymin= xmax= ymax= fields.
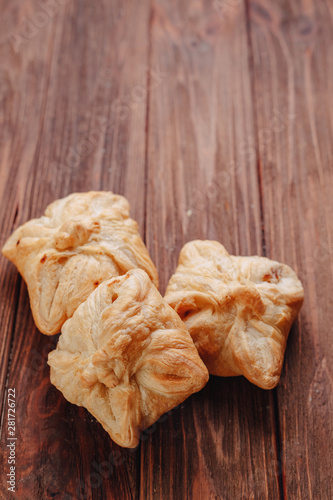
xmin=48 ymin=269 xmax=209 ymax=448
xmin=165 ymin=240 xmax=304 ymax=389
xmin=2 ymin=192 xmax=158 ymax=335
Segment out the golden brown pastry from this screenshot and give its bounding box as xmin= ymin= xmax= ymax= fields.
xmin=165 ymin=240 xmax=304 ymax=390
xmin=2 ymin=192 xmax=158 ymax=335
xmin=48 ymin=269 xmax=209 ymax=447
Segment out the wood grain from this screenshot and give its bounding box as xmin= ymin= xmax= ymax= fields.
xmin=0 ymin=0 xmax=332 ymax=498
xmin=247 ymin=0 xmax=333 ymax=497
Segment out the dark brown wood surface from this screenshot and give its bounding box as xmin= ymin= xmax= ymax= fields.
xmin=0 ymin=0 xmax=332 ymax=499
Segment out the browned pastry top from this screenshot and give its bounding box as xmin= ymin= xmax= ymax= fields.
xmin=48 ymin=269 xmax=209 ymax=447
xmin=165 ymin=240 xmax=304 ymax=389
xmin=2 ymin=191 xmax=159 ymax=335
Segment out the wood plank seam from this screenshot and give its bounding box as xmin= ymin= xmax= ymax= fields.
xmin=143 ymin=0 xmax=154 ymax=249
xmin=244 ymin=1 xmax=284 ymax=498
xmin=140 ymin=2 xmax=154 ymax=498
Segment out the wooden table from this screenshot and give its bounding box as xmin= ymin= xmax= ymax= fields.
xmin=0 ymin=1 xmax=332 ymax=498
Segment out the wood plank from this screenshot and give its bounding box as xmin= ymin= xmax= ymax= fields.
xmin=0 ymin=0 xmax=57 ymax=416
xmin=247 ymin=0 xmax=333 ymax=497
xmin=143 ymin=1 xmax=281 ymax=498
xmin=0 ymin=0 xmax=151 ymax=498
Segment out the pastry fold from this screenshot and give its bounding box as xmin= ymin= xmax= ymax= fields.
xmin=165 ymin=240 xmax=304 ymax=389
xmin=48 ymin=269 xmax=209 ymax=447
xmin=2 ymin=191 xmax=158 ymax=335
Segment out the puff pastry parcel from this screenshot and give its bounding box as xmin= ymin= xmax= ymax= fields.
xmin=2 ymin=192 xmax=158 ymax=335
xmin=48 ymin=269 xmax=209 ymax=447
xmin=165 ymin=240 xmax=304 ymax=389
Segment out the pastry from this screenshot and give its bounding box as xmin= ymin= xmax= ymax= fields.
xmin=165 ymin=240 xmax=304 ymax=389
xmin=48 ymin=269 xmax=209 ymax=448
xmin=2 ymin=192 xmax=158 ymax=335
